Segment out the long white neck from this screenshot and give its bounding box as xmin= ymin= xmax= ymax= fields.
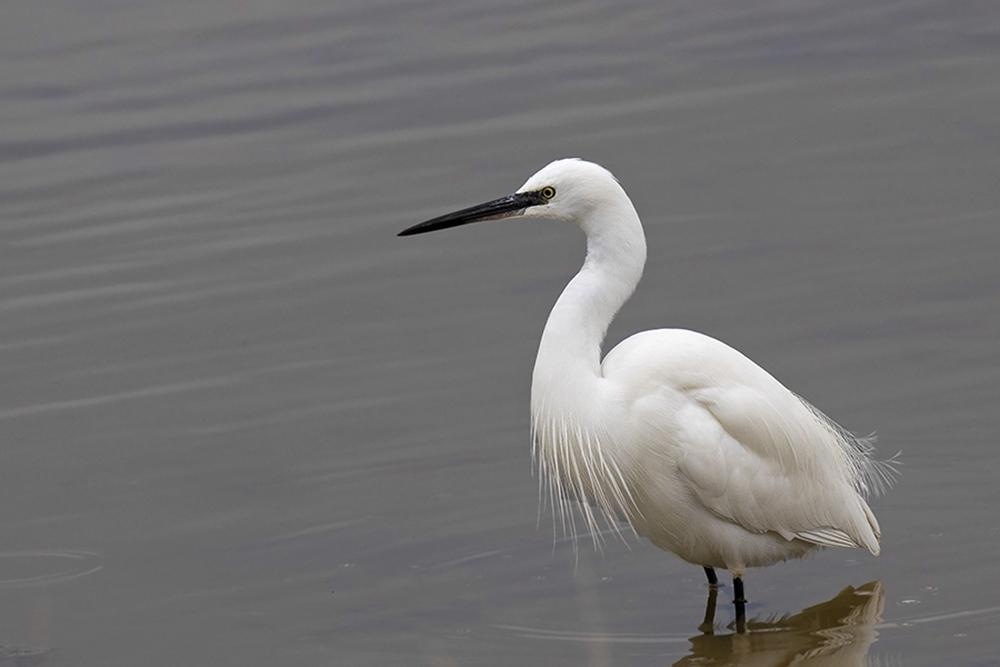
xmin=530 ymin=194 xmax=647 ymax=420
xmin=529 ymin=192 xmax=647 ymax=538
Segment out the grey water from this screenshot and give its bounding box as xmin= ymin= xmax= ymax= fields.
xmin=2 ymin=1 xmax=999 ymax=665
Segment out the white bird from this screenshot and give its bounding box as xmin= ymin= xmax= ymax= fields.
xmin=399 ymin=158 xmax=894 ymax=606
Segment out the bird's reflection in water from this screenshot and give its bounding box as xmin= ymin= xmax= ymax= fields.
xmin=677 ymin=581 xmax=884 ymax=667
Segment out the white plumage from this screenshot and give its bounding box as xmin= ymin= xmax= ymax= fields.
xmin=400 ymin=158 xmax=895 ymax=599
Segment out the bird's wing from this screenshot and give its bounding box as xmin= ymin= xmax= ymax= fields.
xmin=602 ymin=329 xmax=880 ymax=554
xmin=676 ymin=382 xmax=881 ymax=554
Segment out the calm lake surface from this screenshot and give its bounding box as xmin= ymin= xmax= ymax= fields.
xmin=2 ymin=1 xmax=999 ymax=665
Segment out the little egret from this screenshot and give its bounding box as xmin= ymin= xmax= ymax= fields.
xmin=399 ymin=159 xmax=894 ymax=608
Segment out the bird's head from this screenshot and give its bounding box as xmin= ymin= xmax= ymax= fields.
xmin=398 ymin=158 xmax=626 ymax=237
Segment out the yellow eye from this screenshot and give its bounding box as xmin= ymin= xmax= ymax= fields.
xmin=541 ymin=186 xmax=556 ymax=199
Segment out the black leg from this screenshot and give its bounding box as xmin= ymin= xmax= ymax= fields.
xmin=732 ymin=576 xmax=746 ymax=633
xmin=703 ymin=566 xmax=718 ymax=586
xmin=732 ymin=576 xmax=746 ymax=603
xmin=734 ymin=599 xmax=746 ymax=634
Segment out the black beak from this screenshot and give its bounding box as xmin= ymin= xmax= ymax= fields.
xmin=398 ymin=191 xmax=548 ymax=237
